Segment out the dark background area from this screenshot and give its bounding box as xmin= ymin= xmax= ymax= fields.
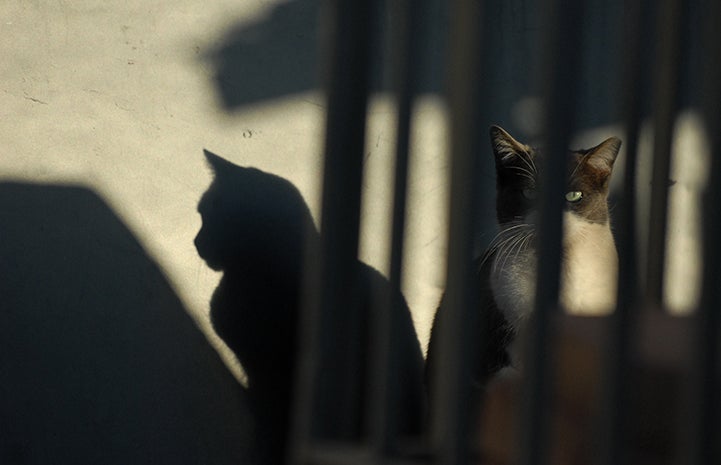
xmin=0 ymin=183 xmax=253 ymax=464
xmin=207 ymin=0 xmax=702 ymax=130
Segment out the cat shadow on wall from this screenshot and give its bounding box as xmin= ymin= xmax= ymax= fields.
xmin=194 ymin=151 xmax=426 ymax=461
xmin=194 ymin=151 xmax=312 ymax=464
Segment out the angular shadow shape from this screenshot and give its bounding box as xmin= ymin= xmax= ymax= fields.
xmin=207 ymin=0 xmax=705 ymax=133
xmin=0 ymin=182 xmax=252 ymax=465
xmin=206 ymin=0 xmax=321 ymax=109
xmin=195 ymin=151 xmax=426 ymax=460
xmin=205 ymin=0 xmax=448 ymax=109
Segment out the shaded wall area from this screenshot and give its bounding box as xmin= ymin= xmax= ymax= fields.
xmin=205 ymin=0 xmax=704 ymax=251
xmin=207 ymin=0 xmax=703 ymax=129
xmin=0 ymin=182 xmax=253 ymax=464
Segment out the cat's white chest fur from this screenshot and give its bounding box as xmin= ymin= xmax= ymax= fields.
xmin=559 ymin=213 xmax=618 ymax=315
xmin=490 ymin=212 xmax=618 ymax=331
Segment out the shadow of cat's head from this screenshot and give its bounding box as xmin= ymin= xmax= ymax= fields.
xmin=194 ymin=150 xmax=315 ymax=273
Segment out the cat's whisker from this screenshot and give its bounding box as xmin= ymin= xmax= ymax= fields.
xmin=523 ymin=231 xmax=535 ymax=251
xmin=509 ymin=231 xmax=532 ymax=261
xmin=486 ymin=224 xmax=530 ymax=251
xmin=487 ymin=223 xmax=526 ymax=245
xmin=485 ymin=221 xmax=534 ymax=274
xmin=487 ymin=234 xmax=521 ymax=272
xmin=512 ymin=231 xmax=533 ymax=263
xmin=492 ymin=244 xmax=508 ymax=275
xmin=491 ymin=223 xmax=528 ymax=243
xmin=491 ymin=233 xmax=520 ymax=274
xmin=505 ymin=232 xmax=529 ymax=270
xmin=495 ymin=230 xmax=528 ymax=275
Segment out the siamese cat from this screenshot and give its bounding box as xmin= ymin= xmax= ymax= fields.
xmin=489 ymin=125 xmax=620 ymax=331
xmin=427 ymin=125 xmax=621 ymax=386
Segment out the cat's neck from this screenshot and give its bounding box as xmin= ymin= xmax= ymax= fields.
xmin=559 ymin=213 xmax=618 ymax=316
xmin=559 ymin=213 xmax=617 ymax=315
xmin=489 ymin=212 xmax=618 ymax=332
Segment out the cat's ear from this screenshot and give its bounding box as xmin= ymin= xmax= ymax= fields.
xmin=203 ymin=149 xmax=235 ymax=176
xmin=584 ymin=137 xmax=621 ymax=175
xmin=490 ymin=125 xmax=531 ymax=166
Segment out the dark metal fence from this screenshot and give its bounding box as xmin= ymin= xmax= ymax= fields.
xmin=289 ymin=0 xmax=720 ymax=464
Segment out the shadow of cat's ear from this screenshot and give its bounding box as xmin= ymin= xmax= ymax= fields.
xmin=203 ymin=149 xmax=235 ymax=175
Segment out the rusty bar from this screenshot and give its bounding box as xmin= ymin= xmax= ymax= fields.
xmin=599 ymin=1 xmax=646 ymax=465
xmin=519 ymin=1 xmax=585 ymax=465
xmin=367 ymin=0 xmax=427 ymax=453
xmin=290 ymin=0 xmax=374 ymax=462
xmin=430 ymin=1 xmax=485 ymax=464
xmin=689 ymin=0 xmax=721 ymax=462
xmin=644 ymin=0 xmax=688 ymax=309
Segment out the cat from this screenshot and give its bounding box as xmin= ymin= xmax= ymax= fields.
xmin=195 ymin=150 xmax=314 ymax=464
xmin=426 ymin=125 xmax=621 ymax=389
xmin=488 ymin=125 xmax=620 ymax=332
xmin=195 ymin=150 xmax=426 ymax=462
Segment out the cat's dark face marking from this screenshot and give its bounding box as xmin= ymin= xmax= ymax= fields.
xmin=490 ymin=125 xmax=620 ymax=226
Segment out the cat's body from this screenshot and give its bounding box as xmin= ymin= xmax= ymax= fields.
xmin=427 ymin=125 xmax=621 ymax=388
xmin=491 ymin=211 xmax=619 ymax=331
xmin=195 ymin=151 xmax=425 ymax=462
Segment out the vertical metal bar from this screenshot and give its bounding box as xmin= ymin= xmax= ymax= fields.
xmin=367 ymin=0 xmax=426 ymax=453
xmin=599 ymin=2 xmax=646 ymax=465
xmin=689 ymin=1 xmax=721 ymax=463
xmin=386 ymin=0 xmax=422 ymax=294
xmin=430 ymin=1 xmax=485 ymax=464
xmin=290 ymin=0 xmax=373 ymax=462
xmin=644 ymin=0 xmax=688 ymax=309
xmin=519 ymin=1 xmax=585 ymax=465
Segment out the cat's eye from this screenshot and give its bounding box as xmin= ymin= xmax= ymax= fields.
xmin=565 ymin=191 xmax=583 ymax=202
xmin=522 ymin=188 xmax=537 ymax=200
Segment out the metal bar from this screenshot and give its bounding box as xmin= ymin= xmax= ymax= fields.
xmin=367 ymin=0 xmax=426 ymax=454
xmin=689 ymin=1 xmax=721 ymax=462
xmin=519 ymin=1 xmax=585 ymax=465
xmin=290 ymin=0 xmax=374 ymax=462
xmin=644 ymin=0 xmax=688 ymax=309
xmin=430 ymin=1 xmax=485 ymax=464
xmin=599 ymin=2 xmax=646 ymax=465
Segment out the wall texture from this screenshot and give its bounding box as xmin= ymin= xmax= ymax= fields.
xmin=1 ymin=0 xmax=708 ymax=462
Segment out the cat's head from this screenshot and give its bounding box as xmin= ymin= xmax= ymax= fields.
xmin=489 ymin=125 xmax=620 ymax=228
xmin=194 ymin=150 xmax=315 ymax=272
